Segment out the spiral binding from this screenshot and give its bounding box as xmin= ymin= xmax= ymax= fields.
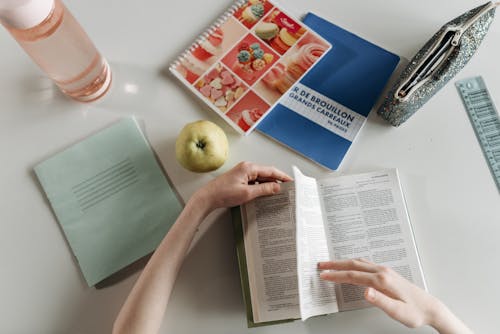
xmin=169 ymin=0 xmax=247 ymax=71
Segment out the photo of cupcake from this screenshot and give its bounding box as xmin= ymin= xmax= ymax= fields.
xmin=238 ymin=108 xmax=264 ymax=131
xmin=253 ymin=9 xmax=306 ymax=55
xmin=226 ymin=91 xmax=270 ymax=133
xmin=221 ymin=34 xmax=278 ymax=85
xmin=233 ymin=0 xmax=274 ymax=29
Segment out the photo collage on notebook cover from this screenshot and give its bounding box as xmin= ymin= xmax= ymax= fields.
xmin=171 ymin=0 xmax=331 ymax=134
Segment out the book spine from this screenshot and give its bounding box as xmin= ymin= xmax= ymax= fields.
xmin=169 ymin=0 xmax=247 ymax=71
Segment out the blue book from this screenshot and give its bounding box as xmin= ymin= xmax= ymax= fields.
xmin=257 ymin=13 xmax=400 ymax=170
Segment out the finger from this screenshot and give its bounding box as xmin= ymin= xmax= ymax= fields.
xmin=321 ymin=269 xmax=402 ymax=301
xmin=320 ymin=270 xmax=377 ymax=286
xmin=357 ymin=258 xmax=377 ymax=266
xmin=319 ymin=270 xmax=397 ymax=297
xmin=318 ymin=259 xmax=379 ymax=273
xmin=247 ymin=164 xmax=293 ymax=183
xmin=246 ymin=182 xmax=281 ymax=199
xmin=364 ymin=288 xmax=407 ymax=324
xmin=255 ymin=177 xmax=283 ymax=183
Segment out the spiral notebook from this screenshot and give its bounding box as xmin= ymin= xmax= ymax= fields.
xmin=169 ymin=0 xmax=331 ymax=135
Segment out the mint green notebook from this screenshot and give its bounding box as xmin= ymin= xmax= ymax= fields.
xmin=35 ymin=117 xmax=183 ymax=286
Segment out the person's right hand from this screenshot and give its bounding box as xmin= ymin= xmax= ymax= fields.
xmin=193 ymin=161 xmax=292 ymax=214
xmin=318 ymin=259 xmax=473 ymax=334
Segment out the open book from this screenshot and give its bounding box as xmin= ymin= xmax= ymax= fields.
xmin=232 ymin=167 xmax=426 ymax=326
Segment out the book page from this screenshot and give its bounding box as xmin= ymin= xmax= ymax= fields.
xmin=242 ymin=182 xmax=300 ymax=323
xmin=293 ymin=167 xmax=338 ymax=320
xmin=318 ymin=169 xmax=426 ymax=311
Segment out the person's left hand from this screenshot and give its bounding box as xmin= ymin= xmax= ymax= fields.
xmin=194 ymin=161 xmax=292 ymax=212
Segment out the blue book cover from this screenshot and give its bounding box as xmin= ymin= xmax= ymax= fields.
xmin=257 ymin=13 xmax=400 ymax=170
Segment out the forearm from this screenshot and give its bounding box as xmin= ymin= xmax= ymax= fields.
xmin=430 ymin=300 xmax=474 ymax=334
xmin=112 ymin=162 xmax=291 ymax=334
xmin=112 ymin=191 xmax=211 ymax=334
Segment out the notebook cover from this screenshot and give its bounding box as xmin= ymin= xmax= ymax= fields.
xmin=34 ymin=117 xmax=183 ymax=286
xmin=169 ymin=0 xmax=331 ymax=135
xmin=257 ymin=13 xmax=400 ymax=170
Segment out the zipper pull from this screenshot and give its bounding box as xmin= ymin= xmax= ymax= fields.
xmin=451 ymin=30 xmax=462 ymax=46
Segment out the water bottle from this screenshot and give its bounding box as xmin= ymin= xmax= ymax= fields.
xmin=0 ymin=0 xmax=111 ymax=102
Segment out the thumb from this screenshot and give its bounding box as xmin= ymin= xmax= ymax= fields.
xmin=365 ymin=287 xmax=405 ymax=321
xmin=247 ymin=182 xmax=280 ymax=199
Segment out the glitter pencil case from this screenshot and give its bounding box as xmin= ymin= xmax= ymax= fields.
xmin=377 ymin=1 xmax=498 ymax=126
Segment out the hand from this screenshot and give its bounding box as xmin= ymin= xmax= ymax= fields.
xmin=318 ymin=259 xmax=472 ymax=333
xmin=194 ymin=162 xmax=293 ymax=213
xmin=113 ymin=162 xmax=292 ymax=334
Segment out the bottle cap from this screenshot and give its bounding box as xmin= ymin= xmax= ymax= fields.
xmin=0 ymin=0 xmax=54 ymax=30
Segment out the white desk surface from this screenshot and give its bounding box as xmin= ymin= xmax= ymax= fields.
xmin=1 ymin=0 xmax=499 ymax=333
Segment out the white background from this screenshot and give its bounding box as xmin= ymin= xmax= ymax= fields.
xmin=0 ymin=0 xmax=499 ymax=333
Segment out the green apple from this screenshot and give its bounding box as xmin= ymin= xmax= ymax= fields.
xmin=175 ymin=120 xmax=229 ymax=172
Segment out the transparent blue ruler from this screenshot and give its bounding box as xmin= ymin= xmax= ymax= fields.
xmin=456 ymin=76 xmax=500 ymax=191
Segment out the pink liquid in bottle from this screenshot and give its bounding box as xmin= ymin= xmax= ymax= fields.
xmin=0 ymin=0 xmax=111 ymax=102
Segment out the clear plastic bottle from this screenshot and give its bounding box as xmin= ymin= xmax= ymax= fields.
xmin=0 ymin=0 xmax=111 ymax=102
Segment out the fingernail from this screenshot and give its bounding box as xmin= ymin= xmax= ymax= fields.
xmin=319 ymin=272 xmax=326 ymax=279
xmin=317 ymin=262 xmax=323 ymax=269
xmin=366 ymin=288 xmax=375 ymax=300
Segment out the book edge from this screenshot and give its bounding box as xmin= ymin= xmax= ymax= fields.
xmin=231 ymin=206 xmax=296 ymax=327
